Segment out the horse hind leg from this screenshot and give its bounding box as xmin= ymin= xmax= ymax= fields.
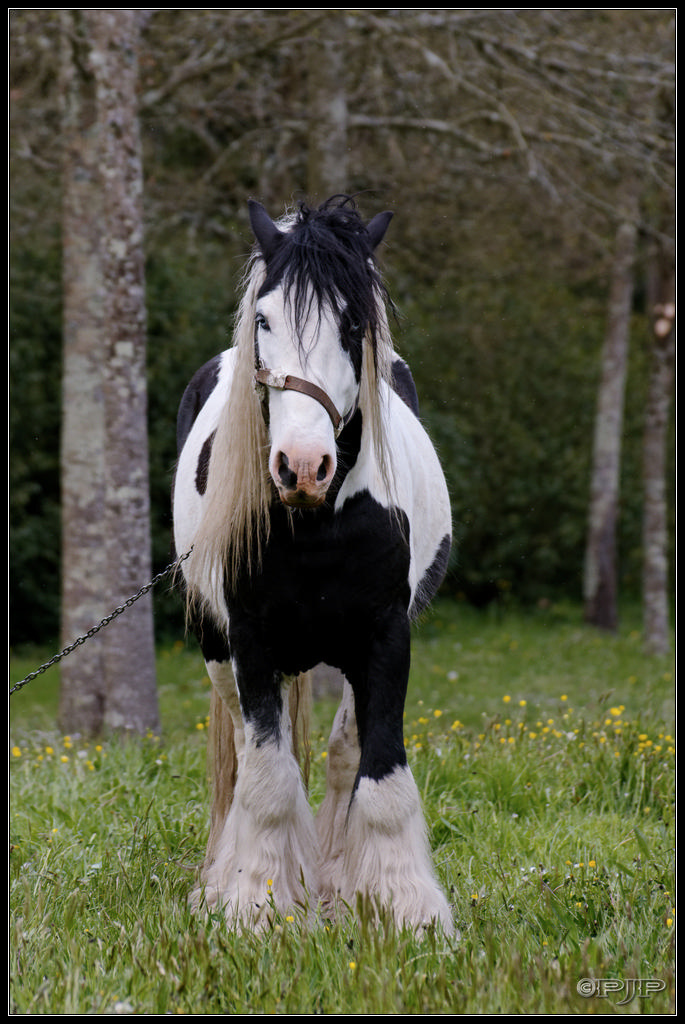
xmin=316 ymin=679 xmax=360 ymax=913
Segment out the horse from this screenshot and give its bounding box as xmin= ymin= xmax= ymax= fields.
xmin=173 ymin=196 xmax=453 ymax=934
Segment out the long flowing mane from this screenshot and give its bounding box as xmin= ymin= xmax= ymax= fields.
xmin=185 ymin=198 xmax=398 ymax=617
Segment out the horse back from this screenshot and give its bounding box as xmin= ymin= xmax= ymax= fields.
xmin=176 ymin=353 xmax=223 ymax=455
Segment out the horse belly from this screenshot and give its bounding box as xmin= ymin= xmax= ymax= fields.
xmin=338 ymin=388 xmax=452 ymax=618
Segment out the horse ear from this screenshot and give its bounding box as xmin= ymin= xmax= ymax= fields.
xmin=248 ymin=199 xmax=284 ymax=262
xmin=366 ymin=211 xmax=393 ymax=250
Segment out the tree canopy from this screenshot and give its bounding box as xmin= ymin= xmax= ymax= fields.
xmin=9 ymin=9 xmax=674 ymax=645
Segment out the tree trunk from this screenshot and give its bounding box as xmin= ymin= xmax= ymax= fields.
xmin=642 ymin=253 xmax=675 ymax=655
xmin=58 ymin=10 xmax=158 ymax=736
xmin=583 ymin=198 xmax=638 ymax=631
xmin=93 ymin=11 xmax=159 ymax=735
xmin=58 ymin=10 xmax=107 ymax=734
xmin=307 ymin=13 xmax=349 ymax=201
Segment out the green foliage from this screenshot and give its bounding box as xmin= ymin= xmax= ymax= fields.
xmin=145 ymin=246 xmax=241 ymax=638
xmin=9 ymin=242 xmax=63 ymax=643
xmin=398 ymin=271 xmax=656 ymax=605
xmin=9 ymin=243 xmax=240 ymax=644
xmin=10 ymin=602 xmax=675 ymax=1014
xmin=10 ymin=238 xmax=667 ymax=645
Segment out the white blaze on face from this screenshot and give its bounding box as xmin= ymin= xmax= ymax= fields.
xmin=255 ymin=285 xmax=358 ymax=508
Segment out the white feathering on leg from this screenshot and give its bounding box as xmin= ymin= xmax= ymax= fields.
xmin=335 ymin=766 xmax=454 ymax=934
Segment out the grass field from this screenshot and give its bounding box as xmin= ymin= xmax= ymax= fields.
xmin=10 ymin=599 xmax=675 ymax=1014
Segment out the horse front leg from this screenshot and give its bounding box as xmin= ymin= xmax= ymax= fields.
xmin=197 ymin=644 xmax=319 ymax=929
xmin=333 ymin=607 xmax=454 ymax=935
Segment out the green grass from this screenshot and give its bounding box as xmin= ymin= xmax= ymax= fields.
xmin=10 ymin=599 xmax=675 ymax=1014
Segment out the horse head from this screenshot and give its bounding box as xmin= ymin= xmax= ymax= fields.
xmin=248 ymin=198 xmax=392 ymax=509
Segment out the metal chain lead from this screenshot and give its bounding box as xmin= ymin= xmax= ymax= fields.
xmin=9 ymin=548 xmax=192 ymax=696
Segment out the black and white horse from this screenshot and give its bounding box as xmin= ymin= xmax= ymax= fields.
xmin=173 ymin=196 xmax=453 ymax=933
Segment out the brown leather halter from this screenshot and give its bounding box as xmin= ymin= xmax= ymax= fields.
xmin=254 ymin=367 xmax=349 ymax=438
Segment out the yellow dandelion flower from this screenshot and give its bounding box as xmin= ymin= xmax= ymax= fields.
xmin=11 ymin=746 xmax=21 ymax=758
xmin=503 ymin=695 xmax=511 ymax=704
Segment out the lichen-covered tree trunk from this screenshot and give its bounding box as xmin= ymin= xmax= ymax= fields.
xmin=58 ymin=10 xmax=107 ymax=734
xmin=583 ymin=199 xmax=638 ymax=631
xmin=306 ymin=12 xmax=349 ymax=201
xmin=93 ymin=11 xmax=159 ymax=735
xmin=642 ymin=253 xmax=675 ymax=656
xmin=58 ymin=10 xmax=158 ymax=735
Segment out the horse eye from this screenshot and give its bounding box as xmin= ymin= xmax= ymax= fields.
xmin=255 ymin=313 xmax=270 ymax=332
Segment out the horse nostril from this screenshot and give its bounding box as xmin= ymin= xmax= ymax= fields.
xmin=317 ymin=455 xmax=333 ymax=483
xmin=277 ymin=452 xmax=298 ymax=489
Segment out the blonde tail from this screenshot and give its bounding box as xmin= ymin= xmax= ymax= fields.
xmin=205 ymin=686 xmax=238 ymax=871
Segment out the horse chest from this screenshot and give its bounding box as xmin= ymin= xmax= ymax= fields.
xmin=227 ymin=491 xmax=411 ymax=675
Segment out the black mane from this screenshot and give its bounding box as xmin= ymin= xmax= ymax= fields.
xmin=257 ymin=196 xmax=391 ymax=376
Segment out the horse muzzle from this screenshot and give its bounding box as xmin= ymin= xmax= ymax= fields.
xmin=272 ymin=448 xmax=335 ymax=508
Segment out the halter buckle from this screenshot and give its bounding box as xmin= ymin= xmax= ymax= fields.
xmin=254 ymin=366 xmax=346 ymax=437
